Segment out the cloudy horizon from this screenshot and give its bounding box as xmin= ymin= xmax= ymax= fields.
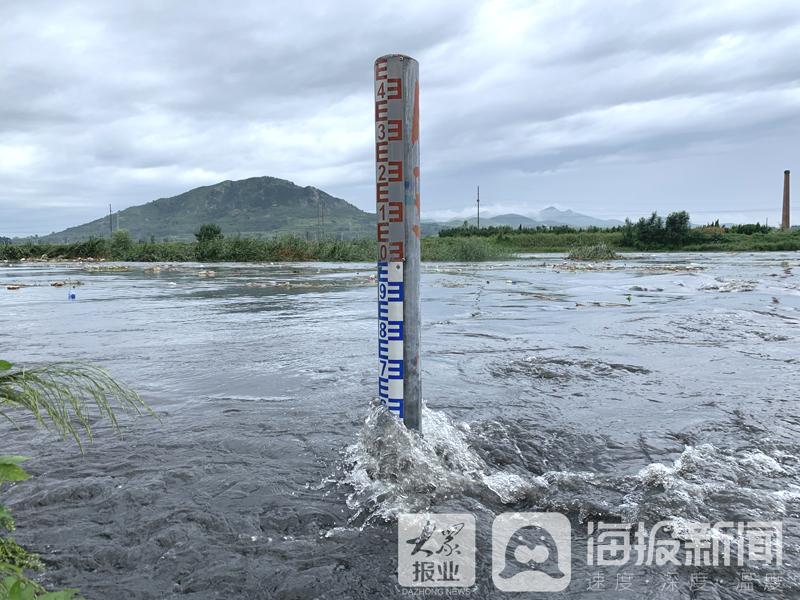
xmin=2 ymin=0 xmax=799 ymax=237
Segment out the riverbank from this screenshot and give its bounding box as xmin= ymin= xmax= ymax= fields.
xmin=0 ymin=236 xmax=510 ymax=263
xmin=2 ymin=229 xmax=799 ymax=263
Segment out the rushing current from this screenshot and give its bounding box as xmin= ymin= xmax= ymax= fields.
xmin=1 ymin=253 xmax=798 ymax=599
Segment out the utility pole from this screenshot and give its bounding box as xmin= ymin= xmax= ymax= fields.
xmin=109 ymin=204 xmax=113 ymax=237
xmin=477 ymin=185 xmax=480 ymax=229
xmin=375 ymin=54 xmax=422 ymax=431
xmin=313 ymin=188 xmax=323 ymax=241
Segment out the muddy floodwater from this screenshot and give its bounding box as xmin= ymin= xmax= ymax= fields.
xmin=1 ymin=253 xmax=799 ymax=599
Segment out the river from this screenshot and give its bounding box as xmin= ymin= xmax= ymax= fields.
xmin=1 ymin=253 xmax=798 ymax=599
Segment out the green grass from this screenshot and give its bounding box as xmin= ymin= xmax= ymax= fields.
xmin=440 ymin=227 xmax=800 ymax=253
xmin=421 ymin=237 xmax=510 ymax=261
xmin=3 ymin=227 xmax=799 ymax=264
xmin=0 ymin=235 xmax=511 ymax=263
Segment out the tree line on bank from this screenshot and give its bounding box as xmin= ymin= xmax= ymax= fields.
xmin=1 ymin=211 xmax=798 ymax=262
xmin=439 ymin=211 xmax=794 ymax=251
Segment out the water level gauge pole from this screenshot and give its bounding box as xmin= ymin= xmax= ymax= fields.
xmin=375 ymin=54 xmax=422 ymax=431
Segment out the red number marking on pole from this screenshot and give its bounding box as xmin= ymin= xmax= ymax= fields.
xmin=376 ymin=141 xmax=389 ymax=162
xmin=386 ymin=78 xmax=402 ymax=100
xmin=388 ymin=201 xmax=403 ymax=222
xmin=375 ymin=59 xmax=388 ymax=81
xmin=388 ymin=241 xmax=404 ymax=261
xmin=376 ymin=181 xmax=389 ymax=204
xmin=387 ymin=120 xmax=402 ymax=141
xmin=377 ymin=222 xmax=390 ymax=242
xmin=386 ymin=161 xmax=403 ymax=182
xmin=375 ymin=100 xmax=388 ymax=122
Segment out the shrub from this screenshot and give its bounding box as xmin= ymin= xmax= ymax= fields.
xmin=567 ymin=243 xmax=619 ymax=261
xmin=109 ymin=230 xmax=134 ymax=260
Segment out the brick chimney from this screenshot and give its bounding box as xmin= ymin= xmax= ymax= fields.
xmin=782 ymin=170 xmax=791 ymax=230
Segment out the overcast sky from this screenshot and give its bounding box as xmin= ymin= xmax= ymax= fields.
xmin=2 ymin=0 xmax=799 ymax=236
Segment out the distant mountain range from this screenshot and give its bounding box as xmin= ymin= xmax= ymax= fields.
xmin=28 ymin=176 xmax=622 ymax=243
xmin=422 ymin=207 xmax=623 ymax=234
xmin=36 ymin=177 xmax=374 ymax=242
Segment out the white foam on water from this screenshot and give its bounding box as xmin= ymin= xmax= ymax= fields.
xmin=340 ymin=405 xmax=541 ymax=521
xmin=625 ymin=444 xmax=799 ymax=522
xmin=699 ymin=278 xmax=758 ymax=292
xmin=482 ymin=471 xmax=544 ymax=504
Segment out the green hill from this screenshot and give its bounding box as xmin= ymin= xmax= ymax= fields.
xmin=38 ymin=176 xmax=374 ymax=242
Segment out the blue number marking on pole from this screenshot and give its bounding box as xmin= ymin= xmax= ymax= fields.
xmin=387 ymin=399 xmax=404 ymax=417
xmin=378 ymin=262 xmax=390 ymax=281
xmin=386 ymin=359 xmax=403 ymax=379
xmin=386 ymin=281 xmax=403 ymax=302
xmin=378 ymin=259 xmax=405 ymax=416
xmin=386 ymin=320 xmax=403 ymax=340
xmin=379 ymin=359 xmax=404 ymax=379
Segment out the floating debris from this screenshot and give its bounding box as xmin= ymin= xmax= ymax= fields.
xmin=84 ymin=265 xmax=130 ymax=272
xmin=700 ymin=278 xmax=758 ymax=293
xmin=551 ymin=261 xmax=705 ymax=273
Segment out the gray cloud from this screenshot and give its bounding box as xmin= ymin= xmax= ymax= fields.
xmin=1 ymin=0 xmax=799 ymax=236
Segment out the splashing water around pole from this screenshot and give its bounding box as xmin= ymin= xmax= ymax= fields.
xmin=375 ymin=54 xmax=422 ymax=430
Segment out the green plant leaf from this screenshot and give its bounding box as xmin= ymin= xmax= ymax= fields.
xmin=0 ymin=562 xmax=23 ymax=576
xmin=0 ymin=464 xmax=30 ymax=483
xmin=0 ymin=537 xmax=44 ymax=571
xmin=0 ymin=457 xmax=29 ymax=466
xmin=0 ymin=361 xmax=12 ymax=372
xmin=0 ymin=361 xmax=153 ymax=451
xmin=8 ymin=577 xmax=37 ymax=600
xmin=0 ymin=505 xmax=15 ymax=531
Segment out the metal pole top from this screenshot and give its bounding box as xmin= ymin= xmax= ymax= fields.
xmin=375 ymin=54 xmax=417 ymax=63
